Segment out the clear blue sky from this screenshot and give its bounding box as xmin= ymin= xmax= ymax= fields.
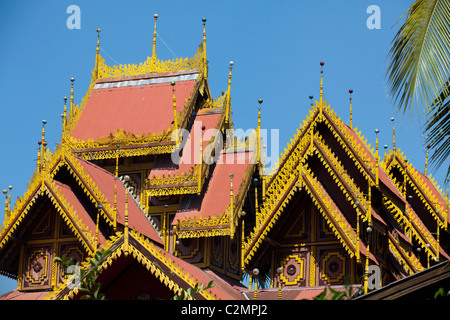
xmin=0 ymin=0 xmax=442 ymax=295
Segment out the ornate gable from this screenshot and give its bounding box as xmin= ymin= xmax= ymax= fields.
xmin=241 ymin=65 xmax=445 ymax=292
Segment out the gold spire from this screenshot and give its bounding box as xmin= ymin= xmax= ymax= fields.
xmin=262 ymin=145 xmax=266 ymax=201
xmin=202 ymin=18 xmax=207 ymax=80
xmin=446 ymin=189 xmax=449 ymax=230
xmin=254 ymin=178 xmax=259 ymax=229
xmin=241 ymin=211 xmax=246 ymax=272
xmin=62 ymin=97 xmax=67 ymax=137
xmin=94 ymin=204 xmax=101 ymax=249
xmin=364 ymin=181 xmax=373 ymax=294
xmin=257 ymin=99 xmax=262 ymax=166
xmin=425 ymin=144 xmax=430 ymax=176
xmin=230 ymin=173 xmax=234 ymax=217
xmin=375 ymin=129 xmax=379 ymax=187
xmin=253 ymin=268 xmax=259 ymax=300
xmin=95 ymin=28 xmax=101 ymax=79
xmin=70 ymin=77 xmax=75 ymax=118
xmin=40 ymin=120 xmax=47 ymax=172
xmin=225 ymin=61 xmax=234 ymax=127
xmin=152 ymin=14 xmax=158 ymax=58
xmin=391 ymin=117 xmax=395 ymax=151
xmin=171 ymin=81 xmax=179 ymax=144
xmin=349 ymin=89 xmax=353 ymax=128
xmin=8 ymin=186 xmax=12 ymax=217
xmin=123 ymin=176 xmax=130 ymax=255
xmin=198 ymin=125 xmax=204 ymax=195
xmin=319 ymin=62 xmax=324 ymax=105
xmin=3 ymin=189 xmax=8 ymax=226
xmin=114 ymin=144 xmax=119 ymax=233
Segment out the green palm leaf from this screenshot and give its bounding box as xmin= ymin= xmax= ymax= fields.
xmin=424 ymin=80 xmax=450 ymax=174
xmin=386 ymin=0 xmax=450 ymax=118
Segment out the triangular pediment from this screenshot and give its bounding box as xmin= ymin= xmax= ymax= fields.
xmin=243 ymin=100 xmax=430 ymax=280
xmin=49 ymin=230 xmax=245 ymax=300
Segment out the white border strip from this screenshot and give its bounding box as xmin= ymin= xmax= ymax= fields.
xmin=94 ymin=73 xmax=198 ymax=90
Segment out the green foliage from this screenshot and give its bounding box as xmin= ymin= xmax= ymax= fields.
xmin=53 ymin=253 xmax=75 ymax=276
xmin=173 ymin=280 xmax=215 ymax=300
xmin=434 ymin=287 xmax=450 ymax=300
xmin=54 ymin=248 xmax=111 ymax=300
xmin=387 ymin=0 xmax=450 ymax=179
xmin=310 ymin=282 xmax=361 ymax=300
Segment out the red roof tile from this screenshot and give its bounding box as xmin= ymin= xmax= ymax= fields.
xmin=53 ymin=180 xmax=106 ymax=245
xmin=73 ymin=157 xmax=163 ymax=245
xmin=149 ymin=109 xmax=223 ymax=180
xmin=175 ymin=150 xmax=254 ymax=222
xmin=0 ymin=289 xmax=50 ymax=300
xmin=70 ymin=70 xmax=199 ymax=141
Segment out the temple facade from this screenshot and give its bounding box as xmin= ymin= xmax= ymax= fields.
xmin=0 ymin=17 xmax=449 ymax=300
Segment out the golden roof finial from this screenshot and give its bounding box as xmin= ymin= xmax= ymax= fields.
xmin=3 ymin=189 xmax=8 ymax=226
xmin=319 ymin=62 xmax=324 ymax=105
xmin=61 ymin=97 xmax=67 ymax=139
xmin=123 ymin=175 xmax=131 ymax=255
xmin=114 ymin=144 xmax=119 ymax=233
xmin=198 ymin=125 xmax=205 ymax=195
xmin=41 ymin=120 xmax=47 ymax=170
xmin=257 ymin=99 xmax=263 ymax=166
xmin=70 ymin=77 xmax=75 ymax=117
xmin=225 ymin=61 xmax=234 ymax=127
xmin=95 ymin=28 xmax=101 ymax=78
xmin=7 ymin=186 xmax=12 ymax=217
xmin=390 ymin=117 xmax=395 ymax=151
xmin=230 ymin=173 xmax=234 ymax=220
xmin=375 ymin=128 xmax=379 ymax=187
xmin=94 ymin=204 xmax=101 ymax=249
xmin=152 ymin=14 xmax=158 ymax=58
xmin=349 ymin=89 xmax=353 ymax=128
xmin=425 ymin=144 xmax=431 ymax=176
xmin=171 ymin=81 xmax=179 ymax=144
xmin=202 ymin=17 xmax=207 ymax=80
xmin=254 ymin=177 xmax=259 ymax=229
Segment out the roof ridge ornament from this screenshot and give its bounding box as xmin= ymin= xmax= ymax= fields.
xmin=319 ymin=61 xmax=324 ymax=104
xmin=390 ymin=117 xmax=395 ymax=151
xmin=349 ymin=89 xmax=353 ymax=128
xmin=202 ymin=17 xmax=207 ymax=81
xmin=319 ymin=62 xmax=324 ymax=120
xmin=152 ymin=14 xmax=158 ymax=58
xmin=225 ymin=61 xmax=234 ymax=128
xmin=257 ymin=99 xmax=263 ymax=166
xmin=95 ymin=28 xmax=101 ymax=79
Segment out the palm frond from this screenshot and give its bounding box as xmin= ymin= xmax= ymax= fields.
xmin=424 ymin=81 xmax=450 ymax=174
xmin=386 ymin=0 xmax=450 ymax=118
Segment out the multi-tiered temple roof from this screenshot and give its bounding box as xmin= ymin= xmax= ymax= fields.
xmin=0 ymin=16 xmax=449 ymax=300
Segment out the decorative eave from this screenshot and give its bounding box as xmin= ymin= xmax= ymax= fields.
xmin=382 ymin=195 xmax=443 ymax=260
xmin=388 ymin=232 xmax=424 ymax=275
xmin=243 ymin=101 xmax=421 ymax=271
xmin=50 ymin=149 xmax=114 ymax=226
xmin=244 ymin=102 xmax=377 ymax=264
xmin=382 ymin=148 xmax=448 ymax=228
xmin=49 ymin=229 xmax=222 ymax=300
xmin=0 ymin=174 xmax=96 ymax=255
